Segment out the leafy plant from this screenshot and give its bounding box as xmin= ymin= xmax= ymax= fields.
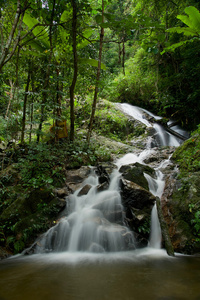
xmin=162 ymin=6 xmax=200 ymax=54
xmin=191 ymin=211 xmax=200 ymax=241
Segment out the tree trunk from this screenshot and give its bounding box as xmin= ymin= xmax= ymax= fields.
xmin=55 ymin=64 xmax=63 ymax=142
xmin=122 ymin=36 xmax=125 ymax=75
xmin=69 ymin=0 xmax=78 ymax=142
xmin=21 ymin=61 xmax=31 ymax=143
xmin=87 ymin=0 xmax=104 ymax=143
xmin=5 ymin=80 xmax=14 ymax=118
xmin=156 ymin=197 xmax=174 ymax=256
xmin=36 ymin=0 xmax=55 ymax=143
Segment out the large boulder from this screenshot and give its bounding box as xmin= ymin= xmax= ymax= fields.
xmin=161 ymin=172 xmax=200 ymax=254
xmin=119 ymin=162 xmax=155 ymax=190
xmin=120 ymin=178 xmax=156 ymax=209
xmin=119 ymin=178 xmax=156 ymax=247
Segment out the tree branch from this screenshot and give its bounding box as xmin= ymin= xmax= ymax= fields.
xmin=0 ymin=0 xmax=21 ymax=71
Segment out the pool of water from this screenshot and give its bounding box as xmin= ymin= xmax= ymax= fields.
xmin=0 ymin=249 xmax=200 ymax=300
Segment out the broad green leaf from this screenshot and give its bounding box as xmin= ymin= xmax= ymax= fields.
xmin=177 ymin=6 xmax=200 ymax=33
xmin=167 ymin=27 xmax=198 ymax=37
xmin=23 ymin=13 xmax=50 ymax=49
xmin=161 ymin=40 xmax=193 ymax=54
xmin=25 ymin=38 xmax=47 ymax=52
xmin=60 ymin=8 xmax=71 ymax=23
xmin=184 ymin=6 xmax=200 ymax=32
xmin=77 ymin=29 xmax=94 ymax=49
xmin=177 ymin=15 xmax=192 ymax=29
xmin=79 ymin=58 xmax=106 ymax=70
xmin=59 ymin=27 xmax=69 ymax=43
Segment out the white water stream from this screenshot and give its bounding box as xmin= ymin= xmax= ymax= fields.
xmin=2 ymin=104 xmax=198 ymax=300
xmin=32 ymin=104 xmax=187 ymax=255
xmin=118 ymin=103 xmax=186 ymax=250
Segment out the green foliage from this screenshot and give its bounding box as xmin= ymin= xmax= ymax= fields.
xmin=17 ymin=143 xmax=66 ymax=189
xmin=106 ymin=47 xmax=157 ymax=110
xmin=138 ymin=220 xmax=150 ymax=235
xmin=173 ymin=125 xmax=200 ymax=244
xmin=173 ymin=125 xmax=200 ymax=174
xmin=94 ymin=102 xmax=130 ymax=141
xmin=162 ymin=6 xmax=200 ymax=54
xmin=191 ymin=211 xmax=200 ymax=239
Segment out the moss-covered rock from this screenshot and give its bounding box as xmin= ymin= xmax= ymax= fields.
xmin=161 ymin=168 xmax=200 ymax=254
xmin=119 ymin=162 xmax=155 ymax=190
xmin=0 ymin=186 xmax=66 ymax=254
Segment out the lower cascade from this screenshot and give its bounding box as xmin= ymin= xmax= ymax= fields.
xmin=34 ymin=169 xmax=135 ymax=253
xmin=26 ymin=104 xmax=188 ymax=255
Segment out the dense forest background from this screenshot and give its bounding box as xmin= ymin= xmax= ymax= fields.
xmin=1 ymin=0 xmax=200 ymax=255
xmin=1 ymin=0 xmax=200 ymax=147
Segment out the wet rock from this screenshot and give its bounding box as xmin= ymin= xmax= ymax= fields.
xmin=161 ymin=172 xmax=200 ymax=254
xmin=103 ymin=206 xmax=124 ymax=224
xmin=119 ymin=162 xmax=155 ymax=190
xmin=77 ymin=184 xmax=92 ymax=196
xmin=142 ymin=147 xmax=175 ymax=168
xmin=65 ymin=166 xmax=91 ymax=192
xmin=88 ymin=243 xmax=105 ymax=253
xmin=0 ymin=247 xmax=12 ymax=260
xmin=56 ymin=187 xmax=71 ymax=198
xmin=119 ymin=178 xmax=155 ymax=245
xmin=97 ymin=181 xmax=109 ymax=192
xmin=120 ymin=178 xmax=156 ymax=209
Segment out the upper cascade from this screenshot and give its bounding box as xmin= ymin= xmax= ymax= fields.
xmin=118 ymin=103 xmax=189 ymax=147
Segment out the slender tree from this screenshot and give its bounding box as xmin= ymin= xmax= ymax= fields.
xmin=37 ymin=0 xmax=56 ymax=143
xmin=21 ymin=58 xmax=31 ymax=143
xmin=69 ymin=0 xmax=78 ymax=142
xmin=87 ymin=0 xmax=105 ymax=143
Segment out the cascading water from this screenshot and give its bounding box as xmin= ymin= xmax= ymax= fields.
xmin=31 ymin=103 xmax=188 ymax=255
xmin=34 ymin=168 xmax=135 ymax=254
xmin=2 ymin=104 xmax=199 ymax=300
xmin=118 ymin=103 xmax=188 ymax=250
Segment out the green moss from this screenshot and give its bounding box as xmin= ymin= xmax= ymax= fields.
xmin=172 ymin=127 xmax=200 ymax=175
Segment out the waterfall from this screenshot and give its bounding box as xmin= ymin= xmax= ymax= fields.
xmin=118 ymin=104 xmax=188 ymax=250
xmin=149 ymin=204 xmax=161 ymax=249
xmin=29 ymin=103 xmax=188 ymax=255
xmin=119 ymin=103 xmax=185 ymax=147
xmin=34 ymin=170 xmax=135 ymax=254
xmin=144 ymin=171 xmax=164 ymax=249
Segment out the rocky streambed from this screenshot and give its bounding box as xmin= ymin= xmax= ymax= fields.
xmin=1 ymin=103 xmax=200 ymax=258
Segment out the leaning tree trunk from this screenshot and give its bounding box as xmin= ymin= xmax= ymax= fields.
xmin=69 ymin=0 xmax=78 ymax=142
xmin=87 ymin=0 xmax=104 ymax=144
xmin=156 ymin=197 xmax=174 ymax=256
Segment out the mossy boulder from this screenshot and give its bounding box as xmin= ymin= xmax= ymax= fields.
xmin=0 ymin=187 xmax=66 ymax=254
xmin=161 ymin=171 xmax=200 ymax=254
xmin=119 ymin=162 xmax=155 ymax=190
